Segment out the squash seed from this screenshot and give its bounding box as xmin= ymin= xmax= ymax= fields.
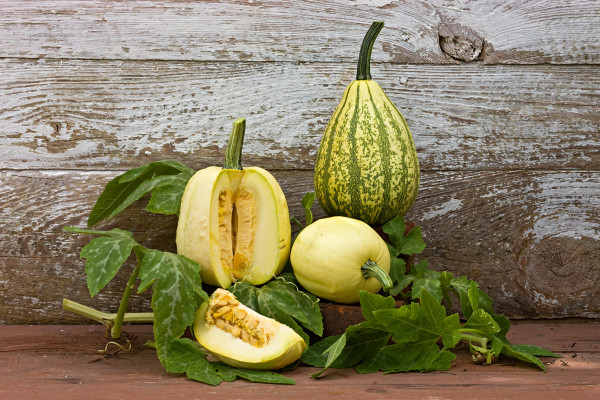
xmin=215 ymin=318 xmax=226 ymax=330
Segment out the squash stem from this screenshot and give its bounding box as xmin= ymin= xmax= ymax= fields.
xmin=361 ymin=260 xmax=393 ymax=291
xmin=356 ymin=21 xmax=384 ymax=81
xmin=223 ymin=117 xmax=246 ymax=170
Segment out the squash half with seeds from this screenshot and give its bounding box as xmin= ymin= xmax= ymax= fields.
xmin=314 ymin=21 xmax=420 ymax=225
xmin=176 ymin=118 xmax=291 ymax=288
xmin=194 ymin=288 xmax=306 ymax=370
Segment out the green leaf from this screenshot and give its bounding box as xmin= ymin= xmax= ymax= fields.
xmin=311 ymin=333 xmax=347 ymax=378
xmin=400 ymin=226 xmax=427 ymax=255
xmin=291 ymin=191 xmax=316 ymax=232
xmin=425 ymin=348 xmax=457 ymax=372
xmin=405 ymin=260 xmax=443 ymax=302
xmin=231 ymin=278 xmax=323 ymax=341
xmin=501 ymin=344 xmax=548 ymax=371
xmin=302 ymin=321 xmax=390 ymax=369
xmin=463 ymin=309 xmax=501 ymax=336
xmin=378 ymin=342 xmax=448 ymax=373
xmin=215 ymin=363 xmax=296 ymax=385
xmin=382 ymin=216 xmax=426 ymax=257
xmin=389 ymin=273 xmax=414 ymax=297
xmin=388 ymin=257 xmax=407 ymax=290
xmin=439 ymin=271 xmax=455 ymax=307
xmin=64 ymin=227 xmax=139 ymax=297
xmin=165 ymin=339 xmax=295 ymax=385
xmin=490 ymin=335 xmax=506 ymax=359
xmin=257 ymin=291 xmax=310 ymax=344
xmin=145 ymin=179 xmax=189 ymax=215
xmin=301 ymin=335 xmax=341 ymax=367
xmin=87 ymin=160 xmax=194 ymax=226
xmin=301 ymin=191 xmax=316 ymax=227
xmin=359 ymin=291 xmax=396 ymax=321
xmin=262 ymin=278 xmax=323 ymax=337
xmin=373 ymin=289 xmax=461 ymax=347
xmin=493 ymin=313 xmax=512 ymax=340
xmin=468 ymin=281 xmax=480 ymax=311
xmin=507 ymin=344 xmax=561 ymax=358
xmin=230 ymin=281 xmax=260 ymax=311
xmin=137 ymin=249 xmax=208 ymax=364
xmin=411 ymin=274 xmax=442 ymax=303
xmin=450 ymin=275 xmax=494 ymax=319
xmin=382 ymin=216 xmax=406 ymax=254
xmin=165 ymin=338 xmax=223 ymax=386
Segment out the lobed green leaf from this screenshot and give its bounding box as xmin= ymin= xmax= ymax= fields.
xmin=374 ymin=289 xmax=460 ymax=346
xmin=138 ymin=249 xmax=208 ymax=364
xmin=231 ymin=278 xmax=323 ymax=341
xmin=65 ymin=227 xmax=139 ymax=297
xmin=165 ymin=338 xmax=223 ymax=386
xmin=383 ymin=216 xmax=426 ymax=257
xmin=359 ymin=291 xmax=396 ymax=321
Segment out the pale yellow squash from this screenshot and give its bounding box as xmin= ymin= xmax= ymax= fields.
xmin=290 ymin=216 xmax=392 ymax=304
xmin=176 ymin=119 xmax=291 ymax=288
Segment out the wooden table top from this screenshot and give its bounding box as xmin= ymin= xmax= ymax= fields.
xmin=1 ymin=321 xmax=598 ymax=399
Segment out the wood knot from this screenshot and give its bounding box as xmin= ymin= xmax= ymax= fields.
xmin=50 ymin=121 xmax=62 ymax=135
xmin=438 ymin=23 xmax=484 ymax=62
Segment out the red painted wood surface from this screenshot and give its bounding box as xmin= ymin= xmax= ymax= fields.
xmin=1 ymin=321 xmax=599 ymax=399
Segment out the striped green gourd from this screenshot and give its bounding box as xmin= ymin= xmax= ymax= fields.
xmin=314 ymin=21 xmax=420 ymax=226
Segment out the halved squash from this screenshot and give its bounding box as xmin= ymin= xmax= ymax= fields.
xmin=176 ymin=118 xmax=291 ymax=288
xmin=193 ymin=288 xmax=306 ymax=370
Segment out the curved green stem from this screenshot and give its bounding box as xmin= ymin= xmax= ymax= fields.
xmin=361 ymin=260 xmax=393 ymax=291
xmin=458 ymin=329 xmax=491 ymax=349
xmin=223 ymin=118 xmax=246 ymax=170
xmin=110 ymin=262 xmax=142 ymax=339
xmin=356 ymin=21 xmax=384 ymax=81
xmin=62 ymin=299 xmax=154 ymax=327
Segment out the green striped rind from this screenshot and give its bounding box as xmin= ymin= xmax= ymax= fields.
xmin=314 ymin=80 xmax=420 ymax=225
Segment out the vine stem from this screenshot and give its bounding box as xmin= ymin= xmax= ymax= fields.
xmin=62 ymin=299 xmax=154 ymax=329
xmin=458 ymin=329 xmax=490 ymax=349
xmin=63 ymin=261 xmax=154 ymax=339
xmin=110 ymin=262 xmax=143 ymax=339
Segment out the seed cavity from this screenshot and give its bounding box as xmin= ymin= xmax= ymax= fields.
xmin=206 ymin=291 xmax=271 ymax=347
xmin=217 ymin=188 xmax=257 ymax=281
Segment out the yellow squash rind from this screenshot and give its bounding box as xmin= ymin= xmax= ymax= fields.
xmin=290 ymin=216 xmax=391 ymax=304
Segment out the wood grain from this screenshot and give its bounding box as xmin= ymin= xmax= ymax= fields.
xmin=0 ymin=323 xmax=599 ymax=399
xmin=2 ymin=59 xmax=598 ymax=171
xmin=1 ymin=0 xmax=599 ymax=323
xmin=1 ymin=0 xmax=598 ymax=64
xmin=1 ymin=169 xmax=598 ymax=323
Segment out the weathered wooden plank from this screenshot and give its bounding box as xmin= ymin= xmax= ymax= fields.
xmin=1 ymin=169 xmax=598 ymax=323
xmin=1 ymin=0 xmax=599 ymax=64
xmin=2 ymin=59 xmax=598 ymax=171
xmin=0 ymin=323 xmax=599 ymax=399
xmin=412 ymin=170 xmax=600 ymax=319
